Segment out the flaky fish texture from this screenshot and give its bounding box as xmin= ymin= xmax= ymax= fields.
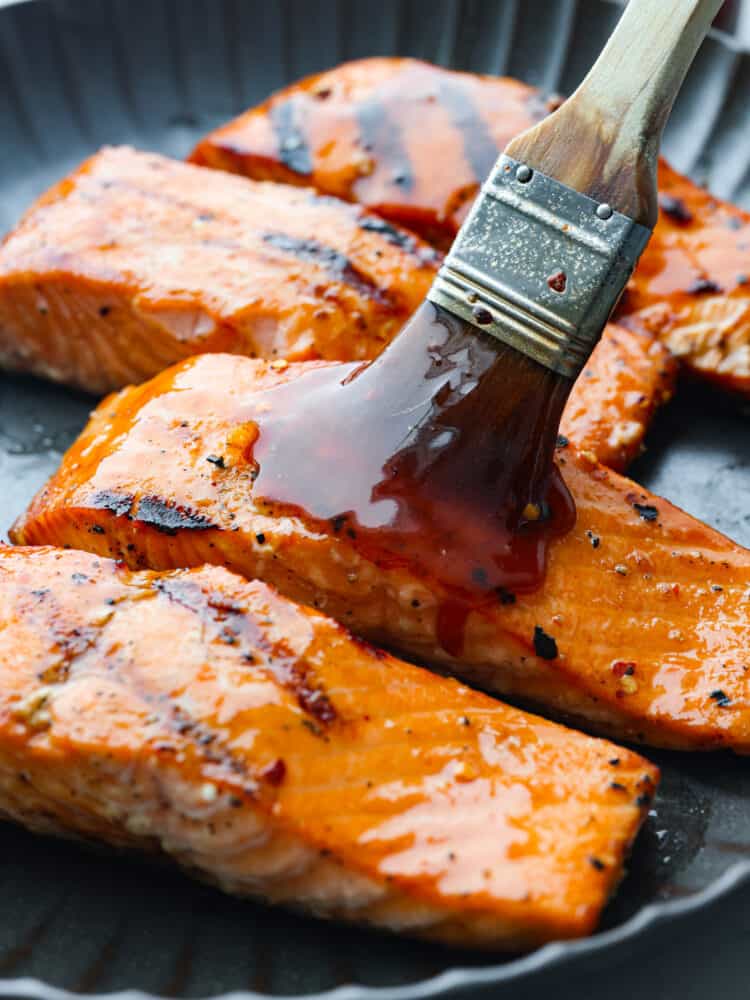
xmin=13 ymin=354 xmax=750 ymax=753
xmin=0 ymin=545 xmax=656 ymax=950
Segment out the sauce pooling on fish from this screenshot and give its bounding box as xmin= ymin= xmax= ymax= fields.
xmin=247 ymin=302 xmax=575 ymax=654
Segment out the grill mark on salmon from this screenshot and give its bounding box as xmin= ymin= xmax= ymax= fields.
xmin=89 ymin=490 xmax=135 ymax=518
xmin=0 ymin=545 xmax=656 ymax=949
xmin=155 ymin=575 xmax=337 ymax=725
xmin=12 ymin=353 xmax=748 ymax=753
xmin=357 ymin=98 xmax=414 ymax=194
xmin=357 ymin=214 xmax=438 ymax=262
xmin=270 ymin=99 xmax=313 ymax=176
xmin=261 ymin=232 xmax=389 ymax=305
xmin=89 ymin=490 xmax=217 ymax=536
xmin=437 ymin=77 xmax=500 ymax=184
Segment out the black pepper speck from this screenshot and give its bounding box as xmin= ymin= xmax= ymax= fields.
xmin=533 ymin=626 xmax=558 ymax=660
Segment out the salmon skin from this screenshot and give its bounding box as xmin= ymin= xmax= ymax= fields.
xmin=0 ymin=544 xmax=656 ymax=949
xmin=0 ymin=146 xmax=438 ymax=394
xmin=13 ymin=353 xmax=750 ymax=753
xmin=191 ymin=57 xmax=750 ymax=396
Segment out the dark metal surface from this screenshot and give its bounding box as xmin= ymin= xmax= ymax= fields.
xmin=0 ymin=0 xmax=749 ymax=997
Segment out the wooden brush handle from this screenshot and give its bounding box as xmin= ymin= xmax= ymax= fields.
xmin=505 ymin=0 xmax=722 ymax=226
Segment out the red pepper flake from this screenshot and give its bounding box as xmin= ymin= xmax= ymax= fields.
xmin=533 ymin=626 xmax=558 ymax=660
xmin=612 ymin=661 xmax=636 ymax=678
xmin=260 ymin=759 xmax=286 ymax=786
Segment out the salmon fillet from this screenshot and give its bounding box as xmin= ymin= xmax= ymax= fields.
xmin=189 ymin=58 xmax=549 ymax=250
xmin=0 ymin=146 xmax=438 ymax=394
xmin=191 ymin=57 xmax=750 ymax=395
xmin=0 ymin=545 xmax=656 ymax=949
xmin=618 ymin=160 xmax=750 ymax=395
xmin=13 ymin=354 xmax=749 ymax=753
xmin=559 ymin=320 xmax=677 ymax=472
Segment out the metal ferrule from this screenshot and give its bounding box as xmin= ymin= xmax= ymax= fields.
xmin=427 ymin=154 xmax=651 ymax=378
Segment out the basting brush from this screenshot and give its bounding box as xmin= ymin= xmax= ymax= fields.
xmin=421 ymin=0 xmax=722 ymax=520
xmin=224 ymin=0 xmax=725 ymax=614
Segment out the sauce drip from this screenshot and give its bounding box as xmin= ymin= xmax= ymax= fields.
xmin=246 ymin=302 xmax=576 ymax=654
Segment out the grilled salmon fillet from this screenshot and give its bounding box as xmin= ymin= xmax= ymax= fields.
xmin=189 ymin=58 xmax=549 ymax=249
xmin=13 ymin=354 xmax=749 ymax=753
xmin=192 ymin=57 xmax=750 ymax=395
xmin=0 ymin=146 xmax=438 ymax=394
xmin=560 ymin=320 xmax=677 ymax=472
xmin=619 ymin=160 xmax=750 ymax=395
xmin=0 ymin=545 xmax=656 ymax=949
xmin=0 ymin=148 xmax=672 ymax=469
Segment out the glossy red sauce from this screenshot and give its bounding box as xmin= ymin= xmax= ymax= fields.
xmin=248 ymin=302 xmax=576 ymax=653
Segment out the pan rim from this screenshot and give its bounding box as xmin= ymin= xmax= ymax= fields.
xmin=0 ymin=0 xmax=749 ymax=996
xmin=0 ymin=861 xmax=746 ymax=1000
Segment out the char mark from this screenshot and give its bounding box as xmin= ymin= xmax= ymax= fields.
xmin=90 ymin=491 xmax=216 ymax=535
xmin=155 ymin=577 xmax=337 ymax=724
xmin=356 ymin=98 xmax=413 ymax=193
xmin=438 ymin=79 xmax=500 ymax=185
xmin=358 ymin=214 xmax=440 ymax=265
xmin=90 ymin=490 xmax=135 ymax=518
xmin=136 ymin=497 xmax=216 ymax=535
xmin=270 ymin=98 xmax=312 ymax=175
xmin=262 ymin=232 xmax=390 ymax=305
